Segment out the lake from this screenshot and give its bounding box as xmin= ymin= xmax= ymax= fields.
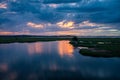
xmin=0 ymin=40 xmax=120 ymax=80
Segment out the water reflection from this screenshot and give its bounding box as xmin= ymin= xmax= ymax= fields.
xmin=58 ymin=41 xmax=74 ymax=57
xmin=0 ymin=41 xmax=120 ymax=80
xmin=28 ymin=43 xmax=42 ymax=55
xmin=27 ymin=41 xmax=74 ymax=57
xmin=0 ymin=63 xmax=8 ymax=72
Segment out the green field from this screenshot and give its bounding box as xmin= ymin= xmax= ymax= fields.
xmin=0 ymin=35 xmax=71 ymax=43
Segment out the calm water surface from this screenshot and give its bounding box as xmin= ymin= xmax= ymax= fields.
xmin=0 ymin=40 xmax=120 ymax=80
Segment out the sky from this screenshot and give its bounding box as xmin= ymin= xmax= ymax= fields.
xmin=0 ymin=0 xmax=120 ymax=36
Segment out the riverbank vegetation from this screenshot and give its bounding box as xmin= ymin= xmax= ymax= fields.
xmin=70 ymin=37 xmax=120 ymax=57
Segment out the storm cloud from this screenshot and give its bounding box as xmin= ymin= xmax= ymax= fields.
xmin=0 ymin=0 xmax=120 ymax=36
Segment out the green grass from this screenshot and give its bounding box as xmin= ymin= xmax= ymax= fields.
xmin=79 ymin=49 xmax=113 ymax=57
xmin=0 ymin=36 xmax=71 ymax=43
xmin=70 ymin=38 xmax=120 ymax=57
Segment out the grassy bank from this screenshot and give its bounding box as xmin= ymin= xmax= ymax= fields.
xmin=70 ymin=38 xmax=120 ymax=57
xmin=78 ymin=38 xmax=120 ymax=57
xmin=0 ymin=36 xmax=71 ymax=43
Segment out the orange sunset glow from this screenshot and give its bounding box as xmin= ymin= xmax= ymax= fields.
xmin=57 ymin=21 xmax=74 ymax=29
xmin=27 ymin=22 xmax=44 ymax=28
xmin=0 ymin=31 xmax=16 ymax=35
xmin=0 ymin=31 xmax=30 ymax=35
xmin=58 ymin=41 xmax=74 ymax=57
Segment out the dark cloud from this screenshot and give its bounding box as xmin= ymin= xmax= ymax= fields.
xmin=56 ymin=1 xmax=107 ymax=13
xmin=55 ymin=0 xmax=120 ymax=24
xmin=6 ymin=0 xmax=64 ymax=23
xmin=37 ymin=11 xmax=64 ymax=23
xmin=0 ymin=0 xmax=6 ymax=3
xmin=0 ymin=18 xmax=10 ymax=25
xmin=88 ymin=11 xmax=120 ymax=24
xmin=43 ymin=0 xmax=81 ymax=4
xmin=0 ymin=9 xmax=6 ymax=14
xmin=56 ymin=6 xmax=106 ymax=13
xmin=0 ymin=0 xmax=120 ymax=35
xmin=5 ymin=0 xmax=120 ymax=24
xmin=8 ymin=1 xmax=40 ymax=13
